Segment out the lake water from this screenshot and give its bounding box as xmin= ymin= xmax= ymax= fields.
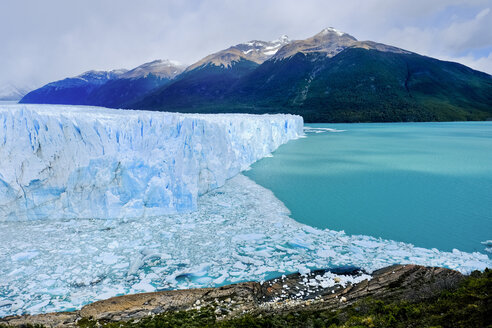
xmin=245 ymin=122 xmax=492 ymax=254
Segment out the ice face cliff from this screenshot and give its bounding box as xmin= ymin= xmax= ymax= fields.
xmin=0 ymin=104 xmax=303 ymax=220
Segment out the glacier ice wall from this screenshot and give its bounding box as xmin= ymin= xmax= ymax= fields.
xmin=0 ymin=104 xmax=303 ymax=220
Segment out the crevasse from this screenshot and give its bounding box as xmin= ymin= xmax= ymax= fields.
xmin=0 ymin=104 xmax=303 ymax=220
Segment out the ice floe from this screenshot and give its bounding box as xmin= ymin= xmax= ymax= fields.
xmin=304 ymin=127 xmax=346 ymax=133
xmin=0 ymin=174 xmax=489 ymax=317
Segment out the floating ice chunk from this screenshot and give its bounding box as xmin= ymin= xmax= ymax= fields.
xmin=317 ymin=249 xmax=336 ymax=258
xmin=98 ymin=252 xmax=119 ymax=265
xmin=213 ymin=273 xmax=229 ymax=284
xmin=108 ymin=241 xmax=119 ymax=249
xmin=27 ymin=300 xmax=50 ymax=313
xmin=132 ymin=280 xmax=154 ymax=293
xmin=297 ymin=266 xmax=311 ymax=275
xmin=288 ymin=239 xmax=312 ymax=249
xmin=233 ymin=233 xmax=265 ymax=241
xmin=195 ymin=277 xmax=213 ymax=285
xmin=233 ymin=261 xmax=247 ymax=270
xmin=11 ymin=251 xmax=39 ymax=261
xmin=353 ymin=240 xmax=383 ymax=248
xmin=304 ymin=127 xmax=346 ymax=133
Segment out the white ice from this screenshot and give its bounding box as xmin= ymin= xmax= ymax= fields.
xmin=304 ymin=127 xmax=346 ymax=133
xmin=0 ymin=104 xmax=303 ymax=220
xmin=0 ymin=174 xmax=490 ymax=317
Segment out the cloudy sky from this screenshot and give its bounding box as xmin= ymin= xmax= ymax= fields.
xmin=1 ymin=0 xmax=491 ymax=88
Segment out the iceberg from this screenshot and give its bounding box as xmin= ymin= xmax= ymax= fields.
xmin=0 ymin=104 xmax=303 ymax=220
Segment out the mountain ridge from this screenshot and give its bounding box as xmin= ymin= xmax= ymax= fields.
xmin=129 ymin=28 xmax=492 ymax=122
xmin=19 ymin=59 xmax=185 ymax=107
xmin=185 ymin=35 xmax=290 ymax=71
xmin=20 ymin=28 xmax=492 ymax=122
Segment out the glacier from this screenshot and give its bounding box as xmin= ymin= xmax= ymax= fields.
xmin=0 ymin=104 xmax=303 ymax=220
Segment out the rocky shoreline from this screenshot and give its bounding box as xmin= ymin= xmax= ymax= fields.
xmin=0 ymin=264 xmax=466 ymax=327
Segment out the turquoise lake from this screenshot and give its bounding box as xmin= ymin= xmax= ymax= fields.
xmin=245 ymin=122 xmax=492 ymax=254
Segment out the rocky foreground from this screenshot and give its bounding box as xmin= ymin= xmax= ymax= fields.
xmin=1 ymin=264 xmax=477 ymax=327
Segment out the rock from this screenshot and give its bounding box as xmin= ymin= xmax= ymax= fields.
xmin=0 ymin=265 xmax=464 ymax=327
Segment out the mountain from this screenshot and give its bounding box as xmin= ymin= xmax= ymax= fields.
xmin=231 ymin=47 xmax=492 ymax=122
xmin=83 ymin=60 xmax=185 ymax=108
xmin=131 ymin=28 xmax=492 ymax=122
xmin=21 ymin=28 xmax=492 ymax=122
xmin=20 ymin=60 xmax=185 ymax=107
xmin=0 ymin=84 xmax=34 ymax=101
xmin=186 ymin=35 xmax=290 ymax=71
xmin=133 ymin=36 xmax=291 ymax=110
xmin=20 ymin=69 xmax=128 ymax=105
xmin=120 ymin=59 xmax=184 ymax=79
xmin=272 ymin=27 xmax=409 ymax=60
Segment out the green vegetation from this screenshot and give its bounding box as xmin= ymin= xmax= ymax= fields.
xmin=132 ymin=48 xmax=492 ymax=123
xmin=66 ymin=268 xmax=492 ymax=327
xmin=0 ymin=325 xmax=44 ymax=328
xmin=1 ymin=269 xmax=489 ymax=327
xmin=21 ymin=45 xmax=492 ymax=123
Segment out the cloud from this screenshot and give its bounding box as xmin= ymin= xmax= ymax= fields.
xmin=442 ymin=52 xmax=492 ymax=74
xmin=441 ymin=7 xmax=492 ymax=52
xmin=0 ymin=0 xmax=491 ymax=89
xmin=384 ymin=6 xmax=492 ymax=53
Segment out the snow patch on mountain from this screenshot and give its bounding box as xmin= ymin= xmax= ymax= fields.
xmin=121 ymin=59 xmax=186 ymax=79
xmin=75 ymin=69 xmax=128 ymax=84
xmin=186 ymin=35 xmax=291 ymax=71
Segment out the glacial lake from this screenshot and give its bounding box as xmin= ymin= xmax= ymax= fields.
xmin=245 ymin=122 xmax=492 ymax=254
xmin=1 ymin=106 xmax=490 ymax=317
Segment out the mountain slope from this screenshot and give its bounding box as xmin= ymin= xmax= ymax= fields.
xmin=20 ymin=60 xmax=185 ymax=107
xmin=134 ymin=59 xmax=259 ymax=111
xmin=131 ymin=29 xmax=492 ymax=122
xmin=20 ymin=28 xmax=492 ymax=122
xmin=186 ymin=35 xmax=290 ymax=71
xmin=235 ymin=48 xmax=492 ymax=122
xmin=84 ymin=60 xmax=185 ymax=108
xmin=20 ymin=70 xmax=128 ymax=105
xmin=130 ymin=36 xmax=290 ymax=111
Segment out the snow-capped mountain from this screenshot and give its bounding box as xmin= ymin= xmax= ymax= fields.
xmin=121 ymin=59 xmax=185 ymax=79
xmin=131 ymin=28 xmax=492 ymax=123
xmin=20 ymin=69 xmax=127 ymax=104
xmin=20 ymin=60 xmax=184 ymax=106
xmin=64 ymin=69 xmax=128 ymax=86
xmin=273 ymin=27 xmax=409 ymax=60
xmin=0 ymin=84 xmax=34 ymax=101
xmin=186 ymin=35 xmax=291 ymax=71
xmin=272 ymin=27 xmax=357 ymax=59
xmin=20 ymin=27 xmax=492 ymax=122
